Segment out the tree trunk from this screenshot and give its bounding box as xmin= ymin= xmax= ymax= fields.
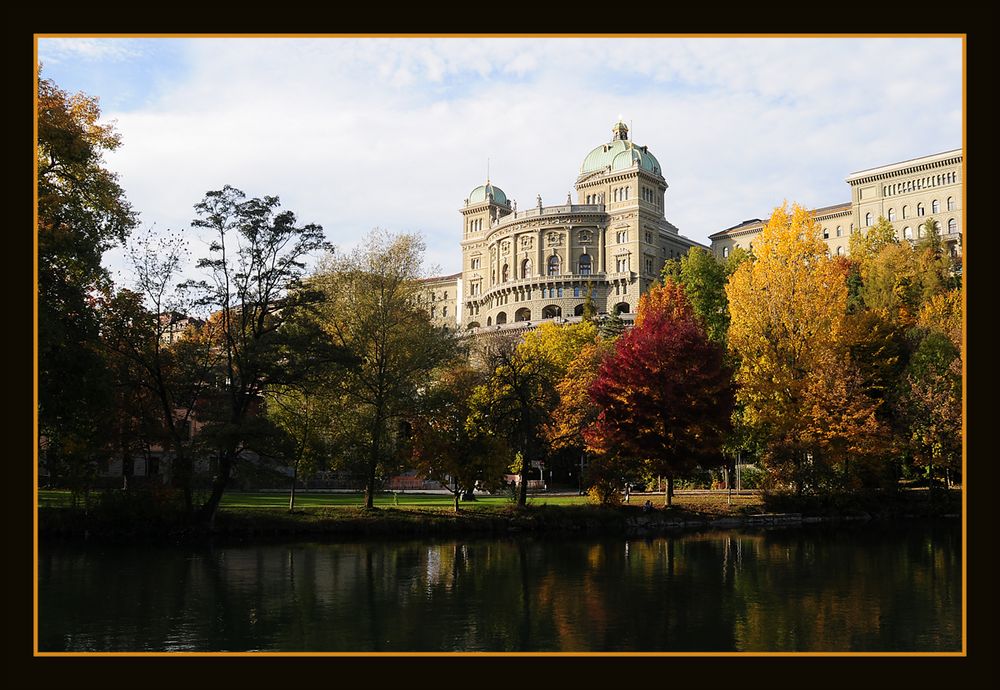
xmin=197 ymin=450 xmax=233 ymax=527
xmin=454 ymin=482 xmax=460 ymax=514
xmin=288 ymin=462 xmax=298 ymax=512
xmin=666 ymin=476 xmax=674 ymax=507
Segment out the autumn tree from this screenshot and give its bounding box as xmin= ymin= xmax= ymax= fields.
xmin=899 ymin=290 xmax=963 ymax=487
xmin=585 ymin=281 xmax=734 ymax=505
xmin=184 ymin=186 xmax=334 ymax=524
xmin=409 ymin=367 xmax=512 ymax=512
xmin=660 ymin=247 xmax=748 ymax=345
xmin=726 ymin=203 xmax=888 ymax=494
xmin=98 ymin=230 xmax=220 ymax=513
xmin=314 ymin=230 xmax=459 ymax=509
xmin=38 ymin=71 xmax=138 ymax=485
xmin=469 ymin=332 xmax=559 ymax=507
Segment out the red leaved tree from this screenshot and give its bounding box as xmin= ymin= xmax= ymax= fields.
xmin=584 ymin=280 xmax=735 ymax=505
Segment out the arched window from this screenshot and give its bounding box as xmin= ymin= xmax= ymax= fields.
xmin=947 ymin=197 xmax=955 ymax=211
xmin=932 ymin=199 xmax=940 ymax=213
xmin=515 ymin=307 xmax=531 ymax=322
xmin=574 ymin=304 xmax=585 ymax=316
xmin=836 ymin=246 xmax=844 ymax=256
xmin=722 ymin=246 xmax=730 ymax=258
xmin=521 ymin=259 xmax=531 ymax=278
xmin=614 ymin=302 xmax=630 ymax=314
xmin=542 ymin=305 xmax=561 ymax=319
xmin=948 ymin=218 xmax=957 ymax=234
xmin=578 ymin=254 xmax=591 ymax=275
xmin=547 ymin=255 xmax=560 ymax=276
xmin=902 ymin=205 xmax=909 ymax=219
xmin=903 ymin=227 xmax=912 ymax=240
xmin=918 ymin=225 xmax=925 ymax=238
xmin=836 ymin=226 xmax=842 ymax=237
xmin=496 ymin=311 xmax=507 ymax=325
xmin=502 ymin=264 xmax=509 ymax=282
xmin=917 ymin=203 xmax=925 ymax=217
xmin=865 ymin=212 xmax=873 ymax=227
xmin=888 ymin=209 xmax=895 ymax=222
xmin=486 ymin=316 xmax=492 ymax=326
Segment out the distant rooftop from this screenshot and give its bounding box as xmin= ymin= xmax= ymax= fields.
xmin=846 ymin=148 xmax=962 ymax=181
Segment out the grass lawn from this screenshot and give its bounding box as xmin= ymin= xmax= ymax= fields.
xmin=37 ymin=488 xmax=763 ymax=514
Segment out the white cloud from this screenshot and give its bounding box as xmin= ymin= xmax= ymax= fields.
xmin=60 ymin=36 xmax=960 ymax=282
xmin=39 ymin=38 xmax=141 ymax=63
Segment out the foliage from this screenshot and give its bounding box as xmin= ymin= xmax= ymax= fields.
xmin=518 ymin=319 xmax=599 ymax=379
xmin=545 ymin=341 xmax=614 ymax=453
xmin=597 ymin=310 xmax=626 ymax=340
xmin=585 ymin=280 xmax=734 ymax=505
xmin=314 ymin=230 xmax=459 ymax=509
xmin=469 ymin=332 xmax=559 ymax=507
xmin=726 ymin=203 xmax=889 ymax=494
xmin=409 ymin=367 xmax=513 ymax=512
xmin=264 ymin=384 xmax=336 ymax=511
xmin=183 ymin=186 xmax=336 ymax=523
xmin=660 ymin=247 xmax=741 ymax=344
xmin=38 ymin=70 xmax=139 ymax=489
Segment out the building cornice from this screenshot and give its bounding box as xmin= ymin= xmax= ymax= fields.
xmin=846 ymin=150 xmax=962 ymax=186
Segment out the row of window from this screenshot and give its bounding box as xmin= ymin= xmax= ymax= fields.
xmin=615 ymin=230 xmax=629 ymax=243
xmin=866 ymin=199 xmax=956 ymax=227
xmin=585 ymin=193 xmax=605 ymax=204
xmin=883 ymin=172 xmax=957 ymax=197
xmin=612 ymin=186 xmax=631 ymax=202
xmin=428 ymin=306 xmax=448 ymax=318
xmin=467 ymin=218 xmax=485 ymax=233
xmin=822 ymin=224 xmax=853 ymax=239
xmin=640 ymin=186 xmax=660 ymax=206
xmin=493 ymin=255 xmax=596 ymax=282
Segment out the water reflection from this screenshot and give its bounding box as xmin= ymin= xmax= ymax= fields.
xmin=38 ymin=522 xmax=961 ymax=652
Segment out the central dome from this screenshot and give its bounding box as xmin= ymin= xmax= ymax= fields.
xmin=580 ymin=121 xmax=662 ymax=176
xmin=468 ymin=182 xmax=508 ymax=206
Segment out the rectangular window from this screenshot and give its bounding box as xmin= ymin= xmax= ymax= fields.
xmin=574 ymin=286 xmax=580 ymax=297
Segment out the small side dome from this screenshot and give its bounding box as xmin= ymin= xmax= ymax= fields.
xmin=468 ymin=182 xmax=508 ymax=206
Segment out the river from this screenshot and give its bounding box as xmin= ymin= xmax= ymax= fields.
xmin=38 ymin=521 xmax=961 ymax=652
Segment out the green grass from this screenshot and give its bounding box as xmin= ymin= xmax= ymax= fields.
xmin=37 ymin=489 xmax=592 ymax=510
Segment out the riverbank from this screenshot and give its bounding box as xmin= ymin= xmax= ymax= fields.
xmin=37 ymin=488 xmax=961 ymax=542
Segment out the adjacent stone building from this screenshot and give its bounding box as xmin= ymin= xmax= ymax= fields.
xmin=709 ymin=149 xmax=963 ymax=259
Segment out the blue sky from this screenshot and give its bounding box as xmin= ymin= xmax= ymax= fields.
xmin=37 ymin=36 xmax=963 ymax=283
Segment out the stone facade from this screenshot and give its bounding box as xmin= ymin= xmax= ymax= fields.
xmin=428 ymin=121 xmax=704 ymax=332
xmin=709 ymin=149 xmax=963 ymax=259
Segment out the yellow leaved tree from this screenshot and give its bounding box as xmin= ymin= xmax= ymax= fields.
xmin=726 ymin=203 xmax=888 ymax=494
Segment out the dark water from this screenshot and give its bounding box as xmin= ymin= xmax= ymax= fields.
xmin=38 ymin=522 xmax=961 ymax=652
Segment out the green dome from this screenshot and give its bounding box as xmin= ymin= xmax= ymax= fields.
xmin=468 ymin=182 xmax=508 ymax=206
xmin=580 ymin=139 xmax=661 ymax=175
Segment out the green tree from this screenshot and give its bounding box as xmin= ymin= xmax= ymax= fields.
xmin=186 ymin=186 xmax=334 ymax=524
xmin=38 ymin=71 xmax=138 ymax=487
xmin=314 ymin=230 xmax=459 ymax=509
xmin=470 ymin=332 xmax=558 ymax=507
xmin=409 ymin=367 xmax=512 ymax=512
xmin=264 ymin=385 xmax=335 ymax=512
xmin=661 ymin=247 xmax=741 ymax=345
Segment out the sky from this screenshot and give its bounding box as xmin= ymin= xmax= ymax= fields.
xmin=37 ymin=36 xmax=963 ymax=283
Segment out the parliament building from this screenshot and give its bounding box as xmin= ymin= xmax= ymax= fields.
xmin=420 ymin=120 xmax=704 ymax=331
